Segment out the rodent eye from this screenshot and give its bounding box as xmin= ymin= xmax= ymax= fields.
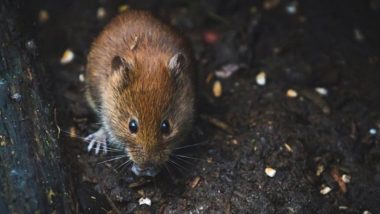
xmin=160 ymin=120 xmax=170 ymax=134
xmin=129 ymin=119 xmax=138 ymax=133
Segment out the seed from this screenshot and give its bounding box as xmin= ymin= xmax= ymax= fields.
xmin=213 ymin=80 xmax=222 ymax=97
xmin=286 ymin=89 xmax=298 ymax=98
xmin=265 ymin=167 xmax=276 ymax=177
xmin=256 ymin=71 xmax=266 ymax=86
xmin=60 ymin=49 xmax=74 ymax=64
xmin=97 ymin=7 xmax=106 ymax=19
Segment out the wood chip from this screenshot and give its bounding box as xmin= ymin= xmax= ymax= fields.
xmin=284 ymin=143 xmax=293 ymax=152
xmin=190 ymin=176 xmax=201 ymax=188
xmin=331 ymin=168 xmax=347 ymax=193
xmin=212 ymin=80 xmax=222 ymax=97
xmin=265 ymin=167 xmax=276 ymax=177
xmin=320 ymin=185 xmax=332 ymax=195
xmin=69 ymin=127 xmax=77 ymax=138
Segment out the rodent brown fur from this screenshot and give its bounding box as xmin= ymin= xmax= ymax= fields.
xmin=85 ymin=10 xmax=195 ymax=175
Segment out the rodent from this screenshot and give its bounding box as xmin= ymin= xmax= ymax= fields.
xmin=84 ymin=10 xmax=195 ymax=177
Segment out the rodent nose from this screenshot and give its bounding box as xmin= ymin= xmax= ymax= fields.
xmin=131 ymin=163 xmax=160 ymax=177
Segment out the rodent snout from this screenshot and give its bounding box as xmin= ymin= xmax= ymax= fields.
xmin=131 ymin=163 xmax=160 ymax=177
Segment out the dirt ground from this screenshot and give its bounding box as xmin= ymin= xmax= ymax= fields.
xmin=27 ymin=0 xmax=380 ymax=213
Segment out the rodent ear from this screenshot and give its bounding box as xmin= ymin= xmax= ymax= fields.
xmin=168 ymin=52 xmax=186 ymax=77
xmin=111 ymin=55 xmax=132 ymax=73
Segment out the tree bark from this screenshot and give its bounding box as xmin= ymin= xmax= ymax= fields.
xmin=0 ymin=1 xmax=74 ymax=213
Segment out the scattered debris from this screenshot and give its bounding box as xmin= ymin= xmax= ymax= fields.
xmin=316 ymin=164 xmax=324 ymax=176
xmin=97 ymin=7 xmax=106 ymax=19
xmin=286 ymin=89 xmax=298 ymax=98
xmin=79 ymin=74 xmax=85 ymax=82
xmin=342 ymin=174 xmax=351 ymax=183
xmin=200 ymin=115 xmax=233 ymax=134
xmin=315 ymin=87 xmax=328 ymax=96
xmin=331 ymin=168 xmax=347 ymax=193
xmin=11 ymin=93 xmax=22 ymax=102
xmin=203 ymin=30 xmax=220 ymax=44
xmin=284 ymin=143 xmax=293 ymax=152
xmin=369 ymin=128 xmax=377 ymax=135
xmin=139 ymin=197 xmax=152 ymax=206
xmin=320 ymin=185 xmax=332 ymax=195
xmin=354 ymin=28 xmax=365 ymax=42
xmin=60 ymin=49 xmax=74 ymax=64
xmin=215 ymin=64 xmax=240 ymax=79
xmin=38 ymin=9 xmax=49 ymax=23
xmin=256 ymin=71 xmax=266 ymax=86
xmin=190 ymin=176 xmax=201 ymax=188
xmin=339 ymin=206 xmax=348 ymax=210
xmin=300 ymin=89 xmax=331 ymax=114
xmin=265 ymin=167 xmax=276 ymax=177
xmin=213 ymin=80 xmax=222 ymax=97
xmin=69 ymin=127 xmax=77 ymax=138
xmin=286 ymin=2 xmax=298 ymax=15
xmin=263 ymin=0 xmax=280 ymax=10
xmin=118 ymin=4 xmax=129 ymax=13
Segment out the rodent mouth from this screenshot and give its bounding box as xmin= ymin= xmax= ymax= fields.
xmin=131 ymin=163 xmax=160 ymax=177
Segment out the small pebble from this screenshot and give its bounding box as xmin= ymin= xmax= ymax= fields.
xmin=256 ymin=71 xmax=266 ymax=86
xmin=212 ymin=80 xmax=222 ymax=97
xmin=79 ymin=74 xmax=85 ymax=82
xmin=118 ymin=4 xmax=129 ymax=13
xmin=369 ymin=128 xmax=377 ymax=135
xmin=354 ymin=28 xmax=365 ymax=42
xmin=315 ymin=87 xmax=328 ymax=96
xmin=265 ymin=167 xmax=276 ymax=177
xmin=38 ymin=10 xmax=49 ymax=23
xmin=320 ymin=186 xmax=332 ymax=195
xmin=286 ymin=89 xmax=298 ymax=98
xmin=138 ymin=197 xmax=151 ymax=206
xmin=286 ymin=2 xmax=298 ymax=14
xmin=97 ymin=7 xmax=106 ymax=19
xmin=60 ymin=49 xmax=74 ymax=64
xmin=316 ymin=164 xmax=324 ymax=176
xmin=342 ymin=174 xmax=351 ymax=183
xmin=11 ymin=93 xmax=22 ymax=102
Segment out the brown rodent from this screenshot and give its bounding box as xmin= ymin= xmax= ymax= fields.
xmin=84 ymin=10 xmax=195 ymax=177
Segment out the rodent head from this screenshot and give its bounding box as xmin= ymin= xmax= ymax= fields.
xmin=101 ymin=52 xmax=194 ymax=176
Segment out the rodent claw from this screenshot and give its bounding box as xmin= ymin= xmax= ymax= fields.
xmin=85 ymin=129 xmax=107 ymax=155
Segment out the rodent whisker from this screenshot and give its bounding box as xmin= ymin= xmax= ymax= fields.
xmin=167 ymin=159 xmax=188 ymax=173
xmin=115 ymin=159 xmax=132 ymax=171
xmin=171 ymin=155 xmax=196 ymax=167
xmin=163 ymin=164 xmax=176 ymax=182
xmin=173 ymin=141 xmax=209 ymax=151
xmin=96 ymin=154 xmax=129 ymax=164
xmin=172 ymin=154 xmax=202 ymax=161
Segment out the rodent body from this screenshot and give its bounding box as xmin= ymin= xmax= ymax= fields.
xmin=85 ymin=11 xmax=195 ymax=176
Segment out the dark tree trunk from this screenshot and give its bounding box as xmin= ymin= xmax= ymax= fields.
xmin=0 ymin=1 xmax=74 ymax=213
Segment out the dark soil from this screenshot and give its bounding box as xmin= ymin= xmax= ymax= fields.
xmin=27 ymin=0 xmax=380 ymax=213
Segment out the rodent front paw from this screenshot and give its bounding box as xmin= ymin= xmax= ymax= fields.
xmin=85 ymin=128 xmax=107 ymax=155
